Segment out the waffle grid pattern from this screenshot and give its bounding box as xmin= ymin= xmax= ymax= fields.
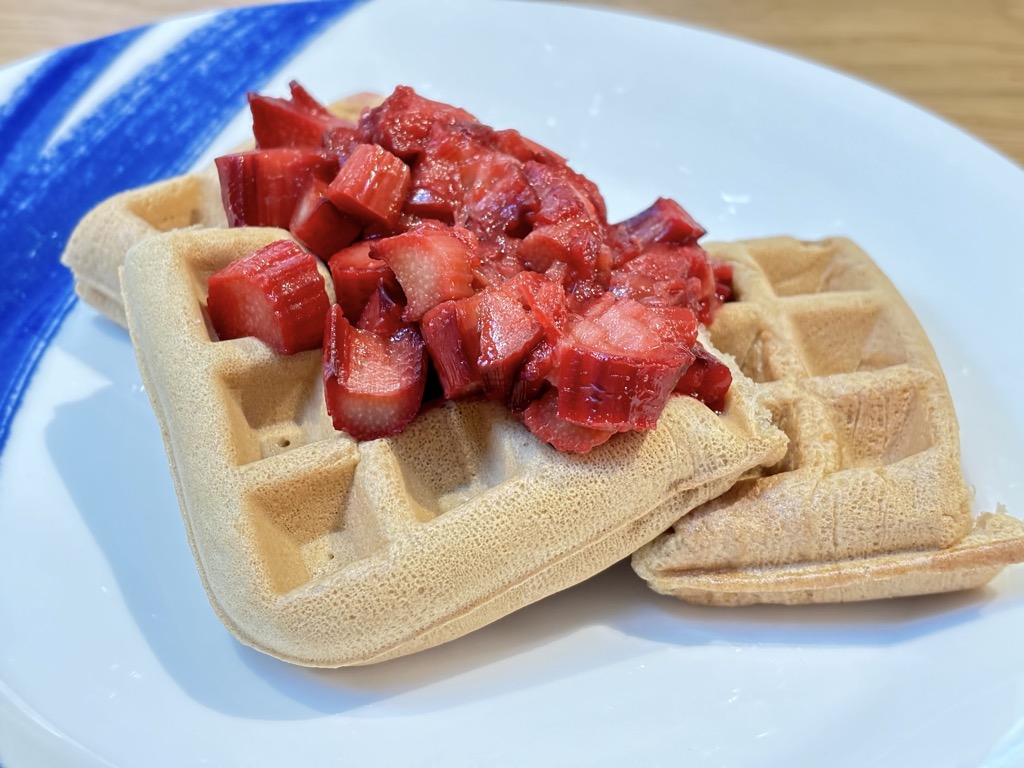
xmin=633 ymin=237 xmax=1024 ymax=604
xmin=120 ymin=227 xmax=787 ymax=664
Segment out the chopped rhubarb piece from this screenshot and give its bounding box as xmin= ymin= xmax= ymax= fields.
xmin=509 ymin=340 xmax=556 ymax=411
xmin=372 ymin=223 xmax=476 ymax=321
xmin=289 ymin=179 xmax=362 ymax=259
xmin=643 ymin=304 xmax=700 ymax=348
xmin=519 ymin=161 xmax=605 ymax=279
xmin=470 ymin=239 xmax=524 ymax=289
xmin=248 ymin=81 xmax=349 ymax=149
xmin=322 ymin=304 xmax=427 ymax=440
xmin=459 ymin=152 xmax=538 ymax=240
xmin=327 ymin=241 xmax=401 ymax=323
xmin=356 ymin=282 xmax=406 ymax=337
xmin=216 ymin=148 xmax=337 ymax=229
xmin=326 ymin=143 xmax=411 ymax=228
xmin=206 ymin=239 xmax=329 ymax=355
xmin=357 ymin=85 xmax=480 ymax=160
xmin=610 ymin=243 xmax=722 ymax=324
xmin=492 ymin=128 xmax=566 ymax=165
xmin=321 ymin=123 xmax=361 ymax=161
xmin=477 ymin=289 xmax=544 ymax=400
xmin=503 ymin=270 xmax=569 ymax=341
xmin=420 ymin=294 xmax=484 ymax=399
xmin=712 ymin=260 xmax=734 ymax=306
xmin=524 ymin=160 xmax=608 ymax=225
xmin=522 ymin=389 xmax=614 ymax=454
xmin=554 ymin=298 xmax=694 ymax=431
xmin=675 ymin=342 xmax=732 ymax=412
xmin=405 ymin=123 xmax=487 ymax=222
xmin=614 ymin=197 xmax=706 ymax=254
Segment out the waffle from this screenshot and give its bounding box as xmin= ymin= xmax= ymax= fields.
xmin=632 ymin=236 xmax=1024 ymax=604
xmin=60 ymin=94 xmax=378 ymax=327
xmin=118 ymin=226 xmax=787 ymax=666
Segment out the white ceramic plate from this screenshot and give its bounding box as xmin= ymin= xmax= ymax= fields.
xmin=2 ymin=1 xmax=1024 ymax=765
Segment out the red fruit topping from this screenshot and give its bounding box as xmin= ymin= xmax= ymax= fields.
xmin=712 ymin=261 xmax=734 ymax=307
xmin=357 ymin=85 xmax=479 ymax=160
xmin=519 ymin=161 xmax=605 ymax=279
xmin=248 ymin=81 xmax=350 ymax=149
xmin=522 ymin=389 xmax=615 ymax=454
xmin=372 ymin=223 xmax=476 ymax=321
xmin=321 ymin=123 xmax=361 ymax=161
xmin=420 ymin=294 xmax=484 ymax=399
xmin=492 ymin=128 xmax=567 ymax=165
xmin=216 ymin=148 xmax=337 ymax=229
xmin=477 ymin=289 xmax=544 ymax=399
xmin=405 ymin=123 xmax=487 ymax=222
xmin=554 ymin=298 xmax=694 ymax=431
xmin=206 ymin=239 xmax=330 ymax=355
xmin=613 ymin=197 xmax=706 ymax=255
xmin=326 ymin=143 xmax=411 ymax=228
xmin=610 ymin=243 xmax=723 ymax=324
xmin=458 ymin=152 xmax=538 ymax=240
xmin=211 ymin=82 xmax=733 ymax=451
xmin=503 ymin=270 xmax=569 ymax=340
xmin=289 ymin=179 xmax=362 ymax=259
xmin=356 ymin=282 xmax=406 ymax=337
xmin=322 ymin=304 xmax=427 ymax=440
xmin=675 ymin=342 xmax=733 ymax=412
xmin=509 ymin=339 xmax=556 ymax=411
xmin=327 ymin=241 xmax=401 ymax=323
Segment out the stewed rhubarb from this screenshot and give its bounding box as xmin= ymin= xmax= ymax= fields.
xmin=207 ymin=84 xmax=734 ymax=450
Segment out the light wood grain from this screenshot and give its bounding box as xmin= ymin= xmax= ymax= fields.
xmin=2 ymin=0 xmax=1022 ymax=166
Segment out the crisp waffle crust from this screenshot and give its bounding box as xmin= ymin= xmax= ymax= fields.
xmin=119 ymin=228 xmax=786 ymax=665
xmin=632 ymin=237 xmax=1024 ymax=604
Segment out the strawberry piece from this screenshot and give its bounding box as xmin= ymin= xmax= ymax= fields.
xmin=206 ymin=239 xmax=330 ymax=355
xmin=326 ymin=143 xmax=411 ymax=228
xmin=372 ymin=222 xmax=476 ymax=321
xmin=477 ymin=289 xmax=544 ymax=400
xmin=675 ymin=342 xmax=732 ymax=412
xmin=216 ymin=148 xmax=338 ymax=229
xmin=554 ymin=298 xmax=694 ymax=431
xmin=327 ymin=241 xmax=401 ymax=323
xmin=420 ymin=294 xmax=484 ymax=399
xmin=357 ymin=85 xmax=480 ymax=160
xmin=322 ymin=304 xmax=427 ymax=440
xmin=521 ymin=389 xmax=614 ymax=454
xmin=289 ymin=179 xmax=362 ymax=260
xmin=248 ymin=81 xmax=349 ymax=149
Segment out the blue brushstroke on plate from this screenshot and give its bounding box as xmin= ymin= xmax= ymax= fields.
xmin=0 ymin=1 xmax=362 ymax=458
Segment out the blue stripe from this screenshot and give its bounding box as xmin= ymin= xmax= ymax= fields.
xmin=0 ymin=32 xmax=144 ymax=198
xmin=0 ymin=1 xmax=362 ymax=457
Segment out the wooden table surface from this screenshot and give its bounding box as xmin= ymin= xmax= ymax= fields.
xmin=2 ymin=0 xmax=1022 ymax=167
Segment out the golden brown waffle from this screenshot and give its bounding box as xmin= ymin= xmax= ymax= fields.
xmin=61 ymin=94 xmax=378 ymax=327
xmin=632 ymin=236 xmax=1024 ymax=604
xmin=119 ymin=227 xmax=787 ymax=666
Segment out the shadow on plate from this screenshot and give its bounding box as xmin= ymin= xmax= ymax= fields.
xmin=46 ymin=310 xmax=1023 ymax=721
